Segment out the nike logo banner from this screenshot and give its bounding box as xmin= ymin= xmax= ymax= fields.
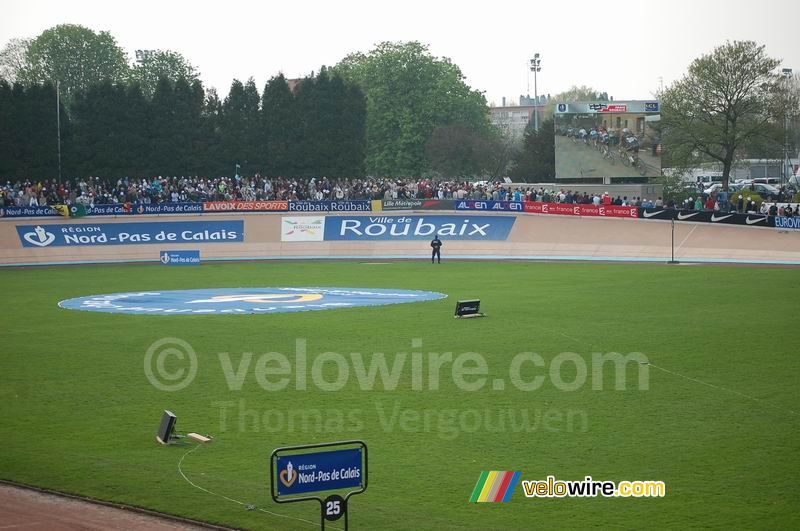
xmin=636 ymin=209 xmax=774 ymax=227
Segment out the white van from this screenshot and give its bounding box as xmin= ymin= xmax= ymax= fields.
xmin=696 ymin=173 xmax=724 ymax=186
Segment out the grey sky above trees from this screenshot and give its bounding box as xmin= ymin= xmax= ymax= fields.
xmin=1 ymin=0 xmax=797 ymax=105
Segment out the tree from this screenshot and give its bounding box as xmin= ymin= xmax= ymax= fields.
xmin=129 ymin=50 xmax=199 ymax=99
xmin=241 ymin=78 xmax=262 ymax=172
xmin=332 ymin=77 xmax=367 ymax=177
xmin=291 ymin=68 xmax=366 ymax=178
xmin=483 ymin=130 xmax=520 ymax=180
xmin=0 ymin=38 xmax=30 ymax=83
xmin=1 ymin=82 xmax=67 ymax=178
xmin=148 ymin=77 xmax=178 ymax=176
xmin=71 ymin=81 xmax=130 ymax=178
xmin=219 ymin=79 xmax=249 ymax=174
xmin=119 ymin=82 xmax=150 ymax=177
xmin=510 ymin=118 xmax=555 ymax=182
xmin=425 ymin=123 xmax=501 ymax=178
xmin=660 ymin=41 xmax=794 ymax=190
xmin=200 ymin=87 xmax=224 ymax=176
xmin=20 ymin=24 xmax=129 ymax=103
xmin=261 ymin=74 xmax=296 ymax=177
xmin=335 ymin=41 xmax=489 ymax=177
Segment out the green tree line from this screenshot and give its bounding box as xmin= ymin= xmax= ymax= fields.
xmin=1 ymin=25 xmax=503 ymax=180
xmin=0 ymin=70 xmax=366 ymax=179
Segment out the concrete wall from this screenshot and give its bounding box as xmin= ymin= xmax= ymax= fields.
xmin=1 ymin=211 xmax=798 ymax=266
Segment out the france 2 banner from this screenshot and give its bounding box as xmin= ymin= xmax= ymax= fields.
xmin=523 ymin=202 xmax=637 ymax=218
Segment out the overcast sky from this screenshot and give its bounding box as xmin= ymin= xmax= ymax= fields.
xmin=2 ymin=0 xmax=798 ymax=106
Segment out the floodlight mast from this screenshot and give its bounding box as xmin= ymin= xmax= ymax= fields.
xmin=782 ymin=68 xmax=793 ymax=187
xmin=530 ymin=53 xmax=541 ymax=131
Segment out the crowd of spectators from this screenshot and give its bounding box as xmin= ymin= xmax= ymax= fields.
xmin=0 ymin=175 xmax=664 ymax=209
xmin=0 ymin=176 xmax=509 ymax=207
xmin=0 ymin=175 xmax=797 ymax=216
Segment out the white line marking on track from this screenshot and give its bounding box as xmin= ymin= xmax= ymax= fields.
xmin=537 ymin=323 xmax=797 ymax=417
xmin=675 ymin=224 xmax=698 ymax=253
xmin=647 ymin=363 xmax=797 ymax=416
xmin=178 ymin=444 xmax=341 ymax=530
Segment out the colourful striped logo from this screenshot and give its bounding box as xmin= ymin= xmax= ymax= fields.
xmin=469 ymin=471 xmax=521 ymax=502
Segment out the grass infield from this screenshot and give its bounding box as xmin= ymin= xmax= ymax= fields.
xmin=1 ymin=261 xmax=798 ymax=529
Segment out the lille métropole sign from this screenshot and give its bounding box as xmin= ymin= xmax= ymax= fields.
xmin=271 ymin=440 xmax=368 ymax=530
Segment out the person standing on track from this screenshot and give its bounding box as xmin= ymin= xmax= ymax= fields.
xmin=431 ymin=235 xmax=442 ymax=264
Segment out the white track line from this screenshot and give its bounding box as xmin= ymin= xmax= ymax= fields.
xmin=537 ymin=323 xmax=797 ymax=417
xmin=178 ymin=444 xmax=339 ymax=530
xmin=675 ymin=224 xmax=698 ymax=253
xmin=647 ymin=363 xmax=798 ymax=416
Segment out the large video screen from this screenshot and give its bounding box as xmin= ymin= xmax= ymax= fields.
xmin=554 ymin=101 xmax=661 ymax=179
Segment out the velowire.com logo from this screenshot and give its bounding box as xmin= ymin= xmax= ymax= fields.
xmin=469 ymin=471 xmax=521 ymax=502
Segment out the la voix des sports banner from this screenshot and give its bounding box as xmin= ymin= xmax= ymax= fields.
xmin=203 ymin=200 xmax=288 ymax=212
xmin=16 ymin=220 xmax=243 ymax=247
xmin=322 ymin=215 xmax=516 ymax=241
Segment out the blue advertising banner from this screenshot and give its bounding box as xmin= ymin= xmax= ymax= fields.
xmin=455 ymin=200 xmax=524 ymax=212
xmin=132 ymin=203 xmax=204 ymax=215
xmin=276 ymin=448 xmax=363 ymax=496
xmin=1 ymin=202 xmax=205 ymax=218
xmin=775 ymin=216 xmax=800 ymax=229
xmin=289 ymin=200 xmax=372 ymax=212
xmin=323 ymin=215 xmax=515 ymax=240
xmin=88 ymin=204 xmax=133 ymax=216
xmin=0 ymin=205 xmax=60 ymax=218
xmin=16 ymin=220 xmax=243 ymax=248
xmin=160 ymin=250 xmax=200 ymax=265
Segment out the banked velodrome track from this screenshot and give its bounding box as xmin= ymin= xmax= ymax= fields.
xmin=1 ymin=210 xmax=799 ymax=266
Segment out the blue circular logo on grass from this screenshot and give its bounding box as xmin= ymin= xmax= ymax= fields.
xmin=58 ymin=287 xmax=447 ymax=315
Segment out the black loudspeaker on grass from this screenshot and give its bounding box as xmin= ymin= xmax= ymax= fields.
xmin=156 ymin=410 xmax=180 ymax=444
xmin=156 ymin=410 xmax=213 ymax=445
xmin=455 ymin=299 xmax=484 ymax=319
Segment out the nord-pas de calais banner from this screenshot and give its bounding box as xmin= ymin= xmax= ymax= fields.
xmin=1 ymin=203 xmax=204 ymax=218
xmin=323 ymin=215 xmax=516 ymax=240
xmin=639 ymin=208 xmax=773 ymax=227
xmin=380 ymin=199 xmax=456 ymax=211
xmin=774 ymin=216 xmax=800 ymax=230
xmin=0 ymin=205 xmax=60 ymax=218
xmin=203 ymin=200 xmax=288 ymax=212
xmin=89 ymin=204 xmax=134 ymax=215
xmin=160 ymin=250 xmax=200 ymax=265
xmin=16 ymin=220 xmax=243 ymax=248
xmin=455 ymin=200 xmax=524 ymax=212
xmin=288 ymin=200 xmax=372 ymax=212
xmin=276 ymin=448 xmax=363 ymax=496
xmin=523 ymin=202 xmax=638 ymax=218
xmin=132 ymin=203 xmax=203 ymax=215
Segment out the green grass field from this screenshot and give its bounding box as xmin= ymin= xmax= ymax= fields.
xmin=1 ymin=261 xmax=798 ymax=529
